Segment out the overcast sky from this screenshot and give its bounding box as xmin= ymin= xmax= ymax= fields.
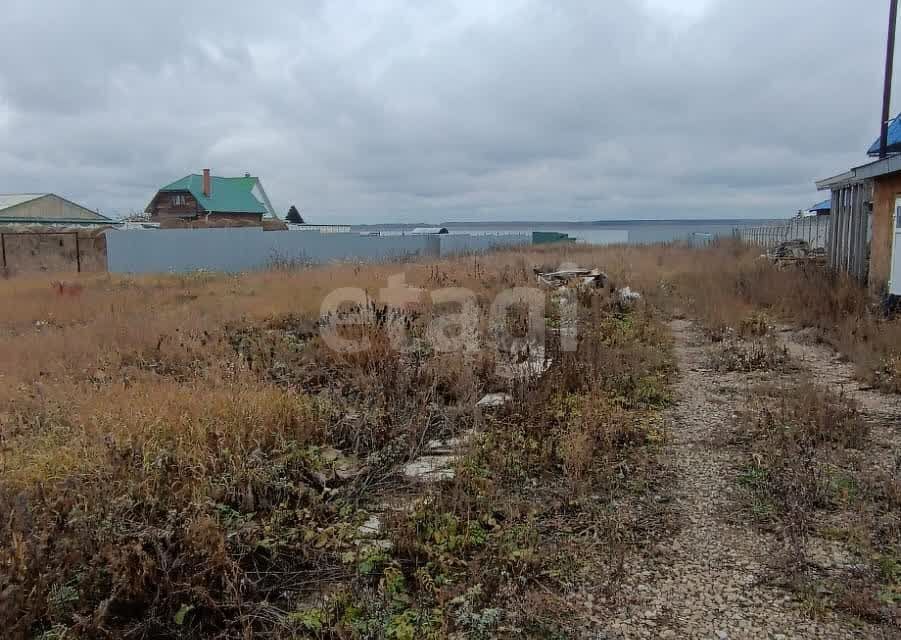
xmin=0 ymin=1 xmax=895 ymax=222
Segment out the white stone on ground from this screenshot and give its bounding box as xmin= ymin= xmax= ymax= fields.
xmin=477 ymin=393 xmax=513 ymax=408
xmin=402 ymin=455 xmax=456 ymax=482
xmin=357 ymin=514 xmax=383 ymax=538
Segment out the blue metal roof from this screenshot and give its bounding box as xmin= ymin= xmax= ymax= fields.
xmin=809 ymin=199 xmax=830 ymax=212
xmin=867 ymin=113 xmax=901 ymax=156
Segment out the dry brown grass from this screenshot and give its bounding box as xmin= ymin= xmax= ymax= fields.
xmin=0 ymin=241 xmax=898 ymax=637
xmin=0 ymin=246 xmax=678 ymax=638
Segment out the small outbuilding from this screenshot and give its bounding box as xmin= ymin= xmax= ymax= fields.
xmin=817 ymin=157 xmax=901 ymax=296
xmin=814 ymin=112 xmax=901 ymax=297
xmin=0 ymin=193 xmax=112 ymax=228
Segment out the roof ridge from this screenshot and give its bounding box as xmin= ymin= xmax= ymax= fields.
xmin=151 ymin=173 xmax=267 ymax=215
xmin=166 ymin=173 xmax=257 ymax=180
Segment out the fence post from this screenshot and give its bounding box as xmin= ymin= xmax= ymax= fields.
xmin=0 ymin=233 xmax=5 ymax=271
xmin=74 ymin=233 xmax=81 ymax=273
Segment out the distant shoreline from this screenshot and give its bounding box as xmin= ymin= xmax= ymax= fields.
xmin=352 ymin=218 xmax=781 ymax=230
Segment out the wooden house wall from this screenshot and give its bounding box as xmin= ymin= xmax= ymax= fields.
xmin=149 ymin=192 xmax=201 ymax=222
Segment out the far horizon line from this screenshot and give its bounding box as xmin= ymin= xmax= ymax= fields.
xmin=346 ymin=216 xmax=783 ymax=227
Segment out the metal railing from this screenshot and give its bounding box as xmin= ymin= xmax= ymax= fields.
xmin=735 ymin=216 xmax=830 ymax=250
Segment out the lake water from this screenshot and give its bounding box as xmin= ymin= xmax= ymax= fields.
xmin=353 ymin=219 xmax=779 ymax=245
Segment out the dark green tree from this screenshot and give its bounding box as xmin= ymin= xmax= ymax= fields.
xmin=286 ymin=205 xmax=304 ymax=224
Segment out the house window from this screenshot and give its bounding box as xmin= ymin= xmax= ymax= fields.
xmin=173 ymin=195 xmax=187 ymax=206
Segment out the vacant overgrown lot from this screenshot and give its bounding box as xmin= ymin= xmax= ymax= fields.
xmin=0 ymin=242 xmax=899 ymax=638
xmin=0 ymin=249 xmax=678 ymax=638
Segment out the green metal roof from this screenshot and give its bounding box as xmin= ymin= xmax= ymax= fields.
xmin=159 ymin=174 xmax=268 ymax=214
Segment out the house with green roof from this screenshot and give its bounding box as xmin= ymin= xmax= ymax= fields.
xmin=145 ymin=169 xmax=277 ymax=226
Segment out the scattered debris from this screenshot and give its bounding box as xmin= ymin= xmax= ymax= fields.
xmin=771 ymin=238 xmax=810 ymax=259
xmin=426 ymin=431 xmax=474 ymax=454
xmin=535 ymin=267 xmax=609 ymax=289
xmin=497 ymin=345 xmax=552 ymax=379
xmin=477 ymin=393 xmax=513 ymax=409
xmin=618 ymin=287 xmax=642 ymax=303
xmin=768 ymin=239 xmax=827 ymax=267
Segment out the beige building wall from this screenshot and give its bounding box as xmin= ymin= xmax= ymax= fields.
xmin=870 ymin=174 xmax=901 ymax=296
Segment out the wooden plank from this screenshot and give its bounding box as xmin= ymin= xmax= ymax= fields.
xmin=858 ymin=184 xmax=871 ymax=282
xmin=74 ymin=232 xmax=81 ymax=274
xmin=851 ymin=185 xmax=860 ymax=279
xmin=856 ymin=184 xmax=866 ymax=280
xmin=834 ymin=188 xmax=840 ymax=267
xmin=838 ymin=187 xmax=846 ymax=271
xmin=847 ymin=185 xmax=855 ymax=276
xmin=843 ymin=186 xmax=852 ymax=273
xmin=849 ymin=185 xmax=857 ymax=273
xmin=856 ymin=185 xmax=865 ymax=280
xmin=827 ymin=189 xmax=837 ymax=269
xmin=855 ymin=184 xmax=862 ymax=277
xmin=829 ymin=191 xmax=835 ymax=268
xmin=842 ymin=186 xmax=851 ymax=272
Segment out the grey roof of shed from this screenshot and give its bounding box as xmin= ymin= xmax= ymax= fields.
xmin=0 ymin=194 xmax=46 ymax=211
xmin=0 ymin=193 xmax=111 ymax=221
xmin=816 ymin=155 xmax=901 ymax=191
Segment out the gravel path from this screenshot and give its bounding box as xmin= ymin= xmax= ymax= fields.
xmin=777 ymin=327 xmax=901 ymax=481
xmin=778 ymin=326 xmax=901 ymax=420
xmin=598 ymin=319 xmax=884 ymax=639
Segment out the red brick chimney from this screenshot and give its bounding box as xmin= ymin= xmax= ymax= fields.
xmin=202 ymin=169 xmax=211 ymax=197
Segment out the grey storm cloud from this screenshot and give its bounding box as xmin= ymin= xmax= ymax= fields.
xmin=0 ymin=0 xmax=893 ymax=222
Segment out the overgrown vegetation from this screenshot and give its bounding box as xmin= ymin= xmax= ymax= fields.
xmin=662 ymin=247 xmax=901 ymax=392
xmin=734 ymin=381 xmax=899 ymax=626
xmin=1 ymin=240 xmax=899 ymax=637
xmin=707 ymin=336 xmax=791 ymax=373
xmin=0 ymin=249 xmax=676 ymax=638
